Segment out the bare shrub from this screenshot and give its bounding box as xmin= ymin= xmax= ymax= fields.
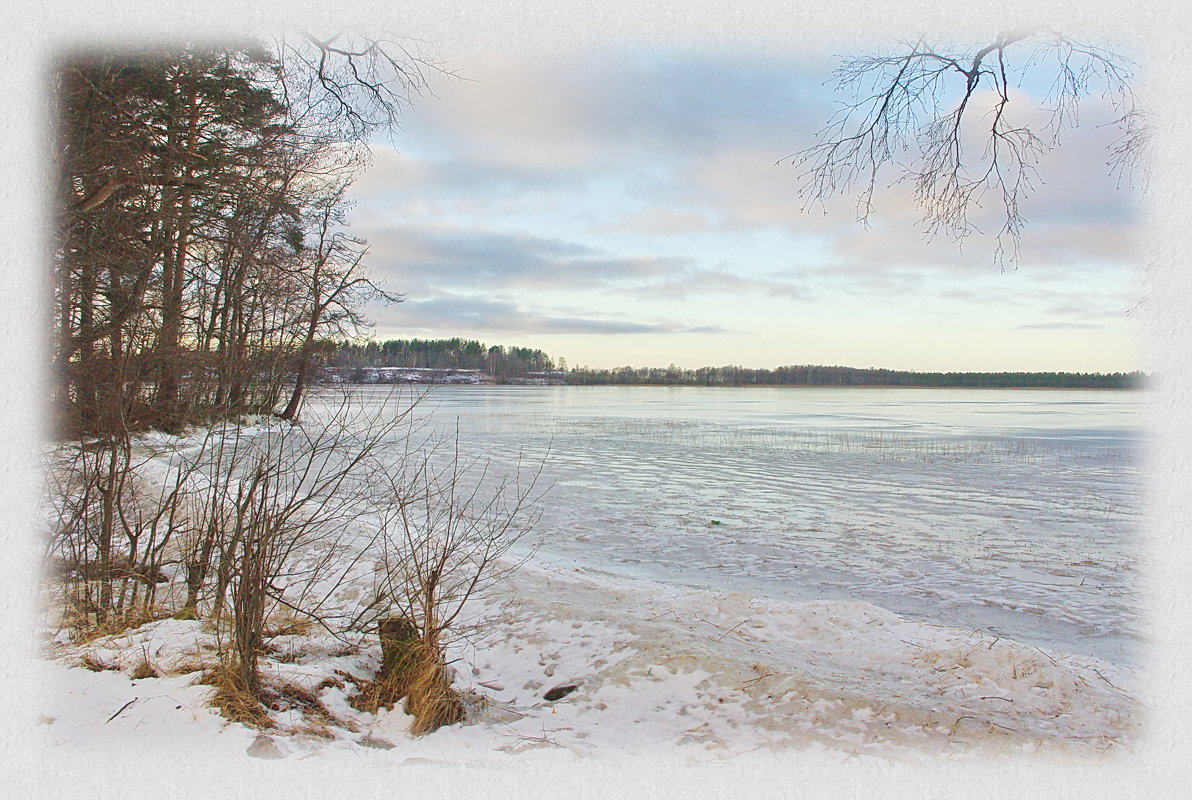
xmin=363 ymin=430 xmax=546 ymax=734
xmin=45 ymin=384 xmax=547 ymax=734
xmin=190 ymin=388 xmax=419 ymax=701
xmin=43 ymin=421 xmax=217 ymax=635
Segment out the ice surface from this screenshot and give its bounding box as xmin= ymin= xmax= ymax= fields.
xmin=418 ymin=386 xmax=1147 ymax=668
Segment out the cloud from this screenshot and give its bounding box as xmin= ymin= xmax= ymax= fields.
xmin=1041 ymin=296 xmax=1138 ymax=320
xmin=362 ymin=221 xmax=819 ymax=304
xmin=373 ymin=293 xmax=729 ymax=337
xmin=643 ymin=84 xmax=1144 ymax=272
xmin=655 ymin=141 xmax=837 ymax=233
xmin=407 ymin=48 xmax=830 ymax=169
xmin=621 ymin=268 xmax=815 ymax=301
xmin=351 ymin=147 xmax=595 ymax=212
xmin=356 ymin=49 xmax=1142 ymax=294
xmin=362 ymin=223 xmax=696 ymax=294
xmin=588 ymin=208 xmax=716 ymax=236
xmin=350 ymin=48 xmax=838 ymax=236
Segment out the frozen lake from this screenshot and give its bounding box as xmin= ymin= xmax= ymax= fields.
xmin=346 ymin=385 xmax=1148 ymax=669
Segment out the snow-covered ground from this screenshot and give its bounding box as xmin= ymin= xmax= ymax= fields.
xmin=30 ymin=386 xmax=1147 ymax=768
xmin=39 ymin=558 xmax=1139 ymax=763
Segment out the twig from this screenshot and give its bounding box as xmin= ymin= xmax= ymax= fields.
xmin=737 ymin=671 xmax=777 ymax=689
xmin=1032 ymin=646 xmax=1057 ymax=665
xmin=715 ymin=619 xmax=750 ymax=641
xmin=106 ymin=697 xmax=138 ymax=723
xmin=1092 ymin=668 xmax=1124 ymax=692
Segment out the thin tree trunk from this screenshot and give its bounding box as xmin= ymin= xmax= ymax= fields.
xmin=155 ymin=82 xmax=201 ymax=431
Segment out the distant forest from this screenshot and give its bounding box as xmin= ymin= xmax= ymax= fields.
xmin=330 ymin=338 xmax=1144 ymax=389
xmin=330 ymin=338 xmax=556 ymax=380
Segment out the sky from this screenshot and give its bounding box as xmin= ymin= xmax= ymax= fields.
xmin=344 ymin=37 xmax=1145 ymax=374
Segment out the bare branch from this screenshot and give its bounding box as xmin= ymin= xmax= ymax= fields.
xmin=782 ymin=32 xmax=1146 ymax=267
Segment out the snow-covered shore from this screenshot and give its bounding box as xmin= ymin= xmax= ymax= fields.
xmin=36 ymin=554 xmax=1140 ymax=764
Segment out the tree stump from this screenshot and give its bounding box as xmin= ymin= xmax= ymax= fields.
xmin=378 ymin=616 xmax=419 ymax=680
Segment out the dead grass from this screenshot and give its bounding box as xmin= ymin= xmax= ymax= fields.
xmin=315 ymin=675 xmax=346 ymax=692
xmin=291 ymin=722 xmax=336 ymax=739
xmin=268 ymin=642 xmax=307 ymax=663
xmin=128 ymin=650 xmax=157 ymax=680
xmin=340 ymin=629 xmax=466 ymax=735
xmin=65 ymin=605 xmax=169 ymax=645
xmin=168 ymin=640 xmax=215 ymax=676
xmin=79 ymin=651 xmax=117 ymax=672
xmin=202 ymin=666 xmax=360 ymax=734
xmin=169 ymin=657 xmax=207 ymax=675
xmin=405 ymin=652 xmax=466 ymax=735
xmin=261 ymin=611 xmax=315 ymax=639
xmin=203 ymin=665 xmax=272 ymax=729
xmin=267 ymin=679 xmax=359 ymax=733
xmin=345 ymin=667 xmax=407 ymax=715
xmin=269 ymin=679 xmax=322 ymax=710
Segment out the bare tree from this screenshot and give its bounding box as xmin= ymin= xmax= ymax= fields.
xmin=52 ymin=32 xmax=449 ymax=437
xmin=188 ymin=391 xmax=414 ymax=699
xmin=783 ymin=31 xmax=1147 ymax=266
xmin=276 ymin=183 xmax=402 ymax=421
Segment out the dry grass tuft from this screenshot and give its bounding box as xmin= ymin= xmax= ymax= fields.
xmin=203 ymin=666 xmax=272 ymax=729
xmin=343 ymin=623 xmax=466 ymax=734
xmin=169 ymin=657 xmax=207 ymax=676
xmin=404 ymin=651 xmax=466 ymax=736
xmin=346 ymin=667 xmax=407 ymax=715
xmin=291 ymin=722 xmax=336 ymax=740
xmin=270 ymin=680 xmax=322 ymax=708
xmin=261 ymin=611 xmax=315 ymax=639
xmin=66 ymin=606 xmax=166 ymax=645
xmin=128 ymin=653 xmax=157 ymax=680
xmin=315 ymin=675 xmax=345 ymax=692
xmin=79 ymin=651 xmax=117 ymax=672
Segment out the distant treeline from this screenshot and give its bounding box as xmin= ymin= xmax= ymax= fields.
xmin=330 ymin=338 xmax=556 ymax=380
xmin=565 ymin=364 xmax=1145 ymax=389
xmin=329 ymin=339 xmax=1143 ymax=389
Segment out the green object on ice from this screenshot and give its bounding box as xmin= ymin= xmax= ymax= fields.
xmin=710 ymin=520 xmax=722 ymax=525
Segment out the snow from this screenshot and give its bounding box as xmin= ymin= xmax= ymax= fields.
xmin=37 ymin=557 xmax=1140 ymax=764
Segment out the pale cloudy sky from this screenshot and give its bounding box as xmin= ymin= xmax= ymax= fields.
xmin=346 ymin=38 xmax=1144 ymax=373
